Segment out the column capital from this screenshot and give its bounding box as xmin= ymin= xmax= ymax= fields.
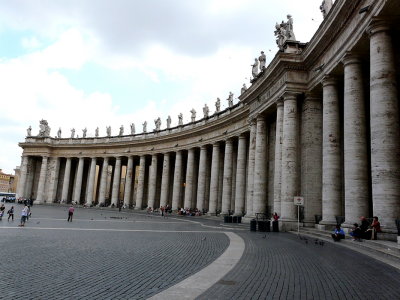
xmin=367 ymin=19 xmax=391 ymax=37
xmin=322 ymin=75 xmax=339 ymax=87
xmin=200 ymin=145 xmax=207 ymax=150
xmin=342 ymin=52 xmax=363 ymax=66
xmin=238 ymin=133 xmax=247 ymax=140
xmin=276 ymin=98 xmax=284 ymax=107
xmin=115 ymin=156 xmax=122 ymax=161
xmin=224 ymin=138 xmax=233 ymax=145
xmin=247 ymin=117 xmax=257 ymax=126
xmin=304 ymin=91 xmax=321 ymax=102
xmin=255 ymin=114 xmax=265 ymax=122
xmin=282 ymin=91 xmax=298 ymax=101
xmin=212 ymin=141 xmax=220 ymax=148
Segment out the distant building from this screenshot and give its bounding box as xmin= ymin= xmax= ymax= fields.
xmin=0 ymin=169 xmax=15 ymax=193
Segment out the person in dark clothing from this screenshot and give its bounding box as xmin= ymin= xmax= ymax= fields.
xmin=350 ymin=223 xmax=362 ymax=241
xmin=331 ymin=225 xmax=345 ymax=241
xmin=360 ymin=216 xmax=371 ymax=239
xmin=7 ymin=206 xmax=14 ymax=221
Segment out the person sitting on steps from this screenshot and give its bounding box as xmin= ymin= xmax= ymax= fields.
xmin=331 ymin=225 xmax=345 ymax=242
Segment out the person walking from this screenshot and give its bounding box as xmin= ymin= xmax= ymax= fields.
xmin=0 ymin=204 xmax=5 ymax=220
xmin=67 ymin=205 xmax=74 ymax=222
xmin=7 ymin=206 xmax=14 ymax=221
xmin=19 ymin=205 xmax=29 ymax=227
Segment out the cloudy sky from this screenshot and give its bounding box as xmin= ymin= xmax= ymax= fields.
xmin=0 ymin=0 xmax=325 ymax=174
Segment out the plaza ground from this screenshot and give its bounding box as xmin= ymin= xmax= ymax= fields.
xmin=0 ymin=204 xmax=399 ymax=299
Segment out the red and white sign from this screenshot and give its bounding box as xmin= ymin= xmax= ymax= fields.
xmin=293 ymin=196 xmax=304 ymax=206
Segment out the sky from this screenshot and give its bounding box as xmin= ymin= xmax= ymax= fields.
xmin=0 ymin=0 xmax=326 ymax=174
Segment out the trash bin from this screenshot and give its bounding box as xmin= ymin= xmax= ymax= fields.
xmin=232 ymin=216 xmax=238 ymax=223
xmin=224 ymin=216 xmax=232 ymax=223
xmin=237 ymin=216 xmax=242 ymax=224
xmin=250 ymin=219 xmax=257 ymax=231
xmin=272 ymin=220 xmax=279 ymax=232
xmin=258 ymin=220 xmax=268 ymax=232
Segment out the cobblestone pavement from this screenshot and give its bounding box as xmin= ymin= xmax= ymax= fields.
xmin=1 ymin=204 xmax=400 ymax=300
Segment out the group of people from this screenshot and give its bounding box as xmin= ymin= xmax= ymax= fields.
xmin=178 ymin=207 xmax=203 ymax=216
xmin=332 ymin=216 xmax=382 ymax=242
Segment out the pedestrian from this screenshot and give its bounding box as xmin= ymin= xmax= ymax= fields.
xmin=67 ymin=205 xmax=74 ymax=222
xmin=0 ymin=203 xmax=5 ymax=220
xmin=161 ymin=206 xmax=165 ymax=218
xmin=19 ymin=205 xmax=29 ymax=227
xmin=26 ymin=206 xmax=31 ymax=221
xmin=7 ymin=206 xmax=14 ymax=221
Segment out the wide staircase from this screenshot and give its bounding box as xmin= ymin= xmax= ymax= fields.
xmin=292 ymin=227 xmax=400 ymax=270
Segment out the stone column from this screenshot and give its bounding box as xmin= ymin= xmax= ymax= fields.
xmin=301 ymin=94 xmax=322 ymax=223
xmin=321 ymin=76 xmax=342 ymax=224
xmin=253 ymin=115 xmax=267 ymax=215
xmin=245 ymin=119 xmax=257 ymax=218
xmin=160 ymin=153 xmax=171 ymax=208
xmin=85 ymin=157 xmax=97 ymax=206
xmin=123 ymin=156 xmax=134 ymax=208
xmin=46 ymin=157 xmax=60 ymax=203
xmin=16 ymin=156 xmax=29 ymax=199
xmin=171 ymin=151 xmax=183 ymax=210
xmin=147 ymin=154 xmax=158 ymax=208
xmin=135 ymin=155 xmax=146 ymax=210
xmin=196 ymin=146 xmax=208 ymax=211
xmin=35 ymin=156 xmax=48 ymax=204
xmin=208 ymin=143 xmax=220 ymax=215
xmin=111 ymin=157 xmax=122 ymax=207
xmin=184 ymin=149 xmax=195 ymax=209
xmin=281 ymin=93 xmax=299 ymax=222
xmin=234 ymin=134 xmax=247 ymax=216
xmin=368 ymin=21 xmax=400 ymax=229
xmin=73 ymin=158 xmax=84 ymax=204
xmin=273 ymin=101 xmax=284 ymax=216
xmin=97 ymin=157 xmax=109 ymax=206
xmin=61 ymin=158 xmax=72 ymax=203
xmin=221 ymin=139 xmax=233 ymax=215
xmin=342 ymin=53 xmax=369 ymax=226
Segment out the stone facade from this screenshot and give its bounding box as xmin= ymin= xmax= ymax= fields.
xmin=17 ymin=0 xmax=400 ymax=232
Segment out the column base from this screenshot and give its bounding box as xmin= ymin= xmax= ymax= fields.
xmin=207 ymin=212 xmax=217 ymax=216
xmin=279 ymin=219 xmax=300 ymax=232
xmin=134 ymin=207 xmax=142 ymax=211
xmin=398 ymin=236 xmax=400 ymax=245
xmin=317 ymin=220 xmax=336 ymax=231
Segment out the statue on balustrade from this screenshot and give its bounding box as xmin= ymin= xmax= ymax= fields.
xmin=71 ymin=128 xmax=75 ymax=138
xmin=57 ymin=127 xmax=62 ymax=138
xmin=178 ymin=113 xmax=183 ymax=126
xmin=166 ymin=116 xmax=171 ymax=129
xmin=130 ymin=123 xmax=135 ymax=135
xmin=320 ymin=0 xmax=333 ymax=18
xmin=38 ymin=119 xmax=51 ymax=137
xmin=251 ymin=58 xmax=259 ymax=78
xmin=154 ymin=117 xmax=161 ymax=131
xmin=190 ymin=109 xmax=196 ymax=123
xmin=119 ymin=125 xmax=124 ymax=136
xmin=241 ymin=83 xmax=247 ymax=95
xmin=95 ymin=127 xmax=99 ymax=137
xmin=258 ymin=51 xmax=266 ymax=71
xmin=106 ymin=126 xmax=111 ymax=137
xmin=203 ymin=104 xmax=209 ymax=118
xmin=227 ymin=92 xmax=234 ymax=108
xmin=215 ymin=98 xmax=221 ymax=113
xmin=27 ymin=126 xmax=32 ymax=137
xmin=274 ymin=14 xmax=296 ymax=50
xmin=82 ymin=127 xmax=87 ymax=138
xmin=143 ymin=121 xmax=147 ymax=133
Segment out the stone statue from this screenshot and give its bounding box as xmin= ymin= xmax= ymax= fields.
xmin=38 ymin=119 xmax=51 ymax=137
xmin=71 ymin=128 xmax=75 ymax=138
xmin=27 ymin=126 xmax=32 ymax=137
xmin=227 ymin=92 xmax=234 ymax=108
xmin=95 ymin=127 xmax=99 ymax=137
xmin=106 ymin=126 xmax=111 ymax=137
xmin=320 ymin=0 xmax=333 ymax=18
xmin=57 ymin=127 xmax=62 ymax=138
xmin=178 ymin=113 xmax=183 ymax=126
xmin=251 ymin=58 xmax=259 ymax=78
xmin=143 ymin=121 xmax=147 ymax=133
xmin=119 ymin=125 xmax=124 ymax=136
xmin=154 ymin=117 xmax=161 ymax=131
xmin=274 ymin=14 xmax=296 ymax=50
xmin=130 ymin=123 xmax=135 ymax=135
xmin=258 ymin=51 xmax=266 ymax=71
xmin=241 ymin=84 xmax=247 ymax=95
xmin=203 ymin=104 xmax=209 ymax=118
xmin=190 ymin=109 xmax=196 ymax=123
xmin=82 ymin=127 xmax=87 ymax=138
xmin=215 ymin=98 xmax=221 ymax=113
xmin=166 ymin=116 xmax=171 ymax=129
xmin=274 ymin=23 xmax=285 ymax=50
xmin=286 ymin=15 xmax=296 ymax=40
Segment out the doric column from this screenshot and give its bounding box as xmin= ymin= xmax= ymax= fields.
xmin=85 ymin=157 xmax=97 ymax=206
xmin=97 ymin=157 xmax=109 ymax=206
xmin=368 ymin=21 xmax=400 ymax=228
xmin=35 ymin=156 xmax=48 ymax=204
xmin=234 ymin=134 xmax=247 ymax=216
xmin=208 ymin=143 xmax=220 ymax=215
xmin=135 ymin=155 xmax=146 ymax=210
xmin=160 ymin=153 xmax=171 ymax=208
xmin=147 ymin=154 xmax=158 ymax=208
xmin=196 ymin=146 xmax=208 ymax=211
xmin=61 ymin=158 xmax=72 ymax=203
xmin=184 ymin=149 xmax=195 ymax=209
xmin=123 ymin=156 xmax=134 ymax=208
xmin=281 ymin=93 xmax=299 ymax=222
xmin=221 ymin=139 xmax=233 ymax=215
xmin=245 ymin=119 xmax=257 ymax=218
xmin=171 ymin=151 xmax=183 ymax=210
xmin=73 ymin=157 xmax=84 ymax=204
xmin=301 ymin=94 xmax=322 ymax=223
xmin=253 ymin=115 xmax=267 ymax=215
xmin=16 ymin=156 xmax=29 ymax=199
xmin=111 ymin=157 xmax=122 ymax=207
xmin=273 ymin=101 xmax=284 ymax=216
xmin=46 ymin=157 xmax=60 ymax=203
xmin=342 ymin=53 xmax=369 ymax=226
xmin=321 ymin=76 xmax=342 ymax=224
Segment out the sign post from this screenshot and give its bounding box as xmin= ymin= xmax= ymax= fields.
xmin=293 ymin=196 xmax=304 ymax=233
